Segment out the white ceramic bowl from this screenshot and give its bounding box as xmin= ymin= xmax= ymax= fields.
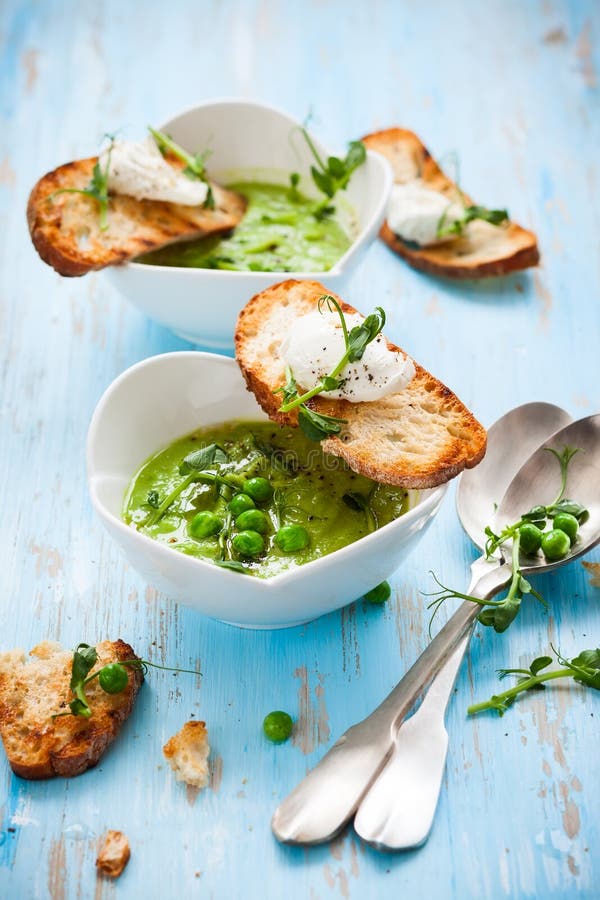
xmin=87 ymin=352 xmax=447 ymax=628
xmin=104 ymin=99 xmax=393 ymax=349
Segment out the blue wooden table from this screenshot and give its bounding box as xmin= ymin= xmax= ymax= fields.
xmin=1 ymin=1 xmax=599 ymax=897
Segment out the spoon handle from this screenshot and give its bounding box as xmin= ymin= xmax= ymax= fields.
xmin=271 ymin=557 xmax=509 ymax=845
xmin=353 ymin=562 xmax=486 ymax=849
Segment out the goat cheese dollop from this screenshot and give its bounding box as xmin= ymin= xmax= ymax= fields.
xmin=99 ymin=138 xmax=208 ymax=206
xmin=283 ymin=311 xmax=415 ymax=402
xmin=387 ymin=180 xmax=465 ymax=246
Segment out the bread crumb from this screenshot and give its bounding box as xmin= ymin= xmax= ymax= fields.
xmin=583 ymin=561 xmax=600 ymax=587
xmin=163 ymin=720 xmax=210 ymax=789
xmin=96 ymin=830 xmax=130 ymax=878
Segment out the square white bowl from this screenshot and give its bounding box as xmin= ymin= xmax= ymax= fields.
xmin=87 ymin=352 xmax=447 ymax=629
xmin=104 ymin=99 xmax=393 ymax=349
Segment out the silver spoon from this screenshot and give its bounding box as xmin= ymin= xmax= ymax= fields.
xmin=353 ymin=401 xmax=572 ymax=849
xmin=272 ymin=411 xmax=600 ymax=846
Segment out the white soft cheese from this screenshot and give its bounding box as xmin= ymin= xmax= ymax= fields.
xmin=387 ymin=180 xmax=465 ymax=246
xmin=283 ymin=311 xmax=415 ymax=402
xmin=99 ymin=138 xmax=208 ymax=206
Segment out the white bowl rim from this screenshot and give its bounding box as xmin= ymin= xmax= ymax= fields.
xmin=87 ymin=350 xmax=447 ymax=591
xmin=120 ymin=97 xmax=393 ymax=279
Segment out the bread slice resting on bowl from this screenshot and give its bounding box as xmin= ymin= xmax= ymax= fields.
xmin=235 ymin=279 xmax=487 ymax=489
xmin=362 ymin=127 xmax=539 ymax=279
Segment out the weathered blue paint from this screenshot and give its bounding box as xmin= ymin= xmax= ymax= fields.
xmin=0 ymin=1 xmax=599 ymax=897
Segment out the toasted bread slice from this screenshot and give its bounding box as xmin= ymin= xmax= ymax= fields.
xmin=235 ymin=280 xmax=486 ymax=488
xmin=0 ymin=639 xmax=143 ymax=779
xmin=163 ymin=720 xmax=210 ymax=789
xmin=362 ymin=128 xmax=539 ymax=278
xmin=27 ymin=158 xmax=247 ymax=277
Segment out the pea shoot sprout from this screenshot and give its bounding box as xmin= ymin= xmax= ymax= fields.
xmin=468 ymin=646 xmax=600 ymax=717
xmin=288 ymin=125 xmax=366 ymax=220
xmin=426 ymin=446 xmax=588 ymax=633
xmin=275 ymin=294 xmax=386 ymax=442
xmin=53 ymin=643 xmax=201 ymax=719
xmin=47 ymin=135 xmax=115 ymax=231
xmin=148 ymin=126 xmax=215 ymax=208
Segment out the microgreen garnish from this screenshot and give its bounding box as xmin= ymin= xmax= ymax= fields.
xmin=298 ymin=127 xmax=366 ymax=219
xmin=53 ymin=644 xmax=202 ymax=719
xmin=275 ymin=294 xmax=386 ymax=442
xmin=436 ymin=204 xmax=509 ymax=239
xmin=426 ymin=446 xmax=588 ymax=633
xmin=468 ymin=646 xmax=600 ymax=716
xmin=147 ymin=490 xmax=160 ymax=509
xmin=148 ymin=126 xmax=215 ymax=208
xmin=287 ymin=172 xmax=302 ymax=202
xmin=47 ymin=136 xmax=114 ymax=231
xmin=143 ymin=443 xmax=233 ymax=527
xmin=215 ymin=559 xmax=249 ymax=574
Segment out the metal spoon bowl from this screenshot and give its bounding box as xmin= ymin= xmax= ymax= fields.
xmin=272 ymin=409 xmax=600 ymax=848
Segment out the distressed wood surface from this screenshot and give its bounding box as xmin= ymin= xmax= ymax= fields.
xmin=1 ymin=1 xmax=599 ymax=897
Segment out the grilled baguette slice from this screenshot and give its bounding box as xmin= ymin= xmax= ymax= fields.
xmin=0 ymin=639 xmax=143 ymax=779
xmin=362 ymin=128 xmax=539 ymax=278
xmin=235 ymin=280 xmax=486 ymax=488
xmin=27 ymin=157 xmax=247 ymax=277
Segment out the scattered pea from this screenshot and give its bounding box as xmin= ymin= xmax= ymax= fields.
xmin=189 ymin=511 xmax=223 ymax=539
xmin=541 ymin=528 xmax=571 ymax=561
xmin=243 ymin=477 xmax=273 ymax=503
xmin=275 ymin=524 xmax=310 ymax=553
xmin=364 ymin=581 xmax=391 ymax=604
xmin=98 ymin=663 xmax=129 ymax=694
xmin=553 ymin=512 xmax=579 ymax=545
xmin=518 ymin=523 xmax=543 ymax=556
xmin=263 ymin=710 xmax=293 ymax=743
xmin=235 ymin=508 xmax=270 ymax=534
xmin=232 ymin=530 xmax=265 ymax=557
xmin=228 ymin=493 xmax=256 ymax=517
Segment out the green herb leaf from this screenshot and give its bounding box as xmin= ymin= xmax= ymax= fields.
xmin=149 ymin=126 xmax=214 ymax=208
xmin=342 ymin=492 xmax=368 ymax=512
xmin=299 ymin=129 xmax=366 ymax=216
xmin=297 ymin=405 xmax=346 ymax=442
xmin=180 ymin=443 xmax=228 ymax=474
xmin=47 ymin=137 xmax=114 ymax=230
xmin=530 ymin=655 xmax=553 ymax=675
xmin=215 ymin=559 xmax=249 ymax=574
xmin=347 ymin=307 xmax=386 ymax=362
xmin=70 ymin=643 xmax=98 ymax=689
xmin=147 ymin=490 xmax=160 ymax=509
xmin=273 ymin=366 xmax=298 ymax=406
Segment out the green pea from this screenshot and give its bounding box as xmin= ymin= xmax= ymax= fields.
xmin=228 ymin=493 xmax=256 ymax=517
xmin=275 ymin=525 xmax=310 ymax=553
xmin=235 ymin=508 xmax=270 ymax=534
xmin=189 ymin=511 xmax=223 ymax=539
xmin=553 ymin=512 xmax=579 ymax=545
xmin=518 ymin=523 xmax=543 ymax=556
xmin=364 ymin=581 xmax=392 ymax=604
xmin=541 ymin=529 xmax=570 ymax=561
xmin=263 ymin=710 xmax=293 ymax=743
xmin=98 ymin=663 xmax=129 ymax=695
xmin=232 ymin=530 xmax=264 ymax=557
xmin=243 ymin=477 xmax=273 ymax=503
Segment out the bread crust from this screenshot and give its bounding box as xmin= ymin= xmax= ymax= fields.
xmin=0 ymin=639 xmax=143 ymax=779
xmin=235 ymin=280 xmax=487 ymax=489
xmin=27 ymin=158 xmax=247 ymax=277
xmin=362 ymin=128 xmax=539 ymax=278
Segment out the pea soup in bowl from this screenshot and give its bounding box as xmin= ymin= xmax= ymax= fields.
xmin=104 ymin=99 xmax=393 ymax=350
xmin=87 ymin=352 xmax=447 ymax=628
